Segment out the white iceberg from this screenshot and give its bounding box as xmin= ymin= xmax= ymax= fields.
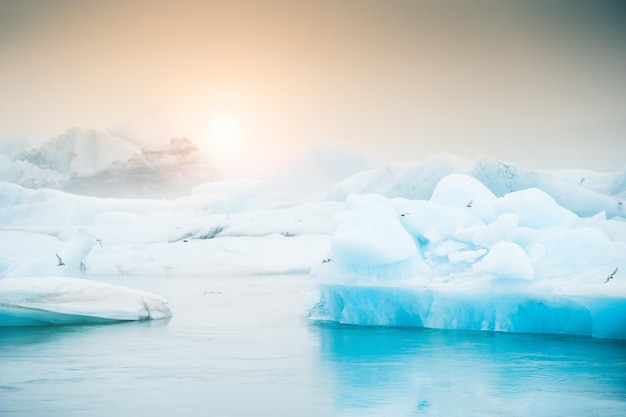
xmin=0 ymin=180 xmax=337 ymax=276
xmin=4 ymin=227 xmax=100 ymax=278
xmin=0 ymin=276 xmax=171 ymax=326
xmin=328 ymin=155 xmax=625 ymax=218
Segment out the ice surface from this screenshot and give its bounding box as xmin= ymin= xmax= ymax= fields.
xmin=326 ymin=153 xmax=475 ymax=202
xmin=331 ymin=195 xmax=417 ymax=266
xmin=0 ymin=179 xmax=337 ymax=276
xmin=0 ymin=276 xmax=171 ymax=326
xmin=4 ymin=227 xmax=99 ymax=278
xmin=1 ymin=148 xmax=625 ymax=337
xmin=310 ymin=171 xmax=626 ymax=339
xmin=479 ymin=240 xmax=535 ymax=280
xmin=328 ymin=154 xmax=625 ymax=218
xmin=311 ymin=285 xmax=626 ymax=339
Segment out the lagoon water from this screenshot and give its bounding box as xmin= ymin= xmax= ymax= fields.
xmin=1 ymin=274 xmax=625 ymax=417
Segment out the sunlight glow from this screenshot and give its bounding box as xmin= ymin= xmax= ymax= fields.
xmin=206 ymin=112 xmax=241 ymax=153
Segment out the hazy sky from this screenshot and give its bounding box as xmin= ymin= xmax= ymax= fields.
xmin=1 ymin=0 xmax=625 ymax=175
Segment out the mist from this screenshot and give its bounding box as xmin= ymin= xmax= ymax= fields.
xmin=1 ymin=0 xmax=625 ymax=174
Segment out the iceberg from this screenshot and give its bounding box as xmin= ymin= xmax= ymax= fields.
xmin=4 ymin=227 xmax=100 ymax=278
xmin=309 ymin=174 xmax=626 ymax=339
xmin=327 ymin=154 xmax=625 ymax=219
xmin=310 ymin=286 xmax=626 ymax=340
xmin=0 ymin=180 xmax=337 ymax=276
xmin=1 ymin=146 xmax=624 ymax=337
xmin=0 ymin=276 xmax=171 ymax=326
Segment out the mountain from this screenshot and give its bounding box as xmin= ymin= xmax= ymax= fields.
xmin=14 ymin=127 xmax=141 ymax=176
xmin=0 ymin=127 xmax=219 ymax=198
xmin=63 ymin=137 xmax=220 ymax=198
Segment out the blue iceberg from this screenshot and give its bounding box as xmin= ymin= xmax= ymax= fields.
xmin=310 ymin=174 xmax=626 ymax=339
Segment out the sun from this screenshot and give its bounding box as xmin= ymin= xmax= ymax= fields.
xmin=200 ymin=111 xmax=264 ymax=177
xmin=206 ymin=112 xmax=241 ymax=153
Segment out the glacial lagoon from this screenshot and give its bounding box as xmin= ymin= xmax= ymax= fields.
xmin=1 ymin=274 xmax=625 ymax=417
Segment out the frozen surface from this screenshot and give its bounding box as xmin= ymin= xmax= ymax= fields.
xmin=1 ymin=151 xmax=625 ymax=337
xmin=0 ymin=179 xmax=338 ymax=276
xmin=4 ymin=227 xmax=100 ymax=279
xmin=311 ymin=172 xmax=626 ymax=339
xmin=328 ymin=154 xmax=626 ymax=218
xmin=0 ymin=276 xmax=171 ymax=326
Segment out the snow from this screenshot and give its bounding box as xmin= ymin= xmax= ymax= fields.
xmin=0 ymin=147 xmax=625 ymax=337
xmin=0 ymin=277 xmax=171 ymax=326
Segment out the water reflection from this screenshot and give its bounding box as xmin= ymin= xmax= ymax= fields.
xmin=1 ymin=275 xmax=625 ymax=417
xmin=0 ymin=319 xmax=170 ymax=345
xmin=314 ymin=323 xmax=626 ymax=417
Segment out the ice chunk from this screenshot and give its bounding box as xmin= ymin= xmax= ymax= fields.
xmin=472 ymin=213 xmax=520 ymax=248
xmin=479 ymin=241 xmax=535 ymax=280
xmin=396 ymin=199 xmax=484 ymax=242
xmin=328 ymin=155 xmax=624 ymax=219
xmin=0 ymin=277 xmax=171 ymax=326
xmin=430 ymin=174 xmax=498 ymax=223
xmin=495 ymin=188 xmax=578 ymax=229
xmin=448 ymin=248 xmax=487 ymax=264
xmin=330 ymin=195 xmax=417 ymax=266
xmin=4 ymin=227 xmax=100 ymax=278
xmin=311 ymin=172 xmax=626 ymax=339
xmin=473 ymin=158 xmax=625 ymax=219
xmin=309 ymin=285 xmax=626 ymax=339
xmin=326 ymin=153 xmax=474 ymax=202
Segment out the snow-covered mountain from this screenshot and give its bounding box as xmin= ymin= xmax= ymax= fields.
xmin=15 ymin=127 xmax=141 ymax=176
xmin=0 ymin=128 xmax=219 ymax=197
xmin=62 ymin=136 xmax=220 ymax=198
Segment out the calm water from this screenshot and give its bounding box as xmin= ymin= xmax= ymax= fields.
xmin=1 ymin=274 xmax=625 ymax=417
